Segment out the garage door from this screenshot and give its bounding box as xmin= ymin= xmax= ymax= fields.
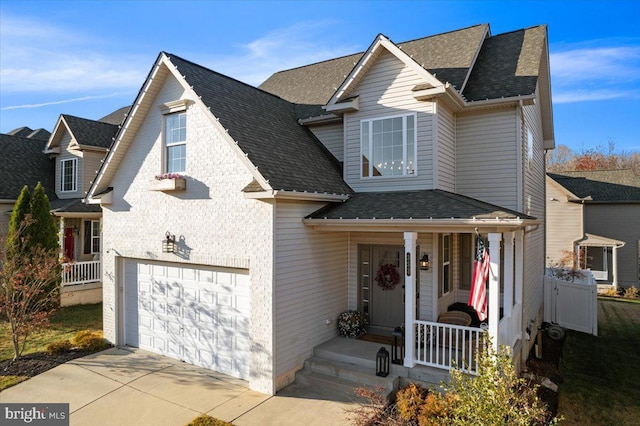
xmin=123 ymin=260 xmax=250 ymax=380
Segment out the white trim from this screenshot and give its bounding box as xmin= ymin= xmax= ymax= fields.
xmin=60 ymin=158 xmax=78 ymax=192
xmin=243 ymin=190 xmax=349 ymax=202
xmin=160 ymin=99 xmax=189 ymax=114
xmin=488 ymin=232 xmax=502 ymax=352
xmin=441 ymin=234 xmax=452 ymax=295
xmin=325 ymin=97 xmax=359 ymax=113
xmin=403 ymin=231 xmax=417 ymax=368
xmin=516 ymin=105 xmax=524 ymax=212
xmin=432 ymin=100 xmax=439 ymax=189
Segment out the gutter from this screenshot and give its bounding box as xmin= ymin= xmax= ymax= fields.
xmin=244 ymin=190 xmax=350 ymax=202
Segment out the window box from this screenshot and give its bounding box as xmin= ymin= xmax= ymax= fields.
xmin=150 ymin=176 xmax=186 ymax=192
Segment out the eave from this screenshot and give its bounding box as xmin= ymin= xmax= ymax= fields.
xmin=298 ymin=114 xmax=342 ymax=126
xmin=244 ymin=190 xmax=349 ymax=202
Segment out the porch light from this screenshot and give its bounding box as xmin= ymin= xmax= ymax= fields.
xmin=376 ymin=347 xmax=390 ymax=377
xmin=419 ymin=253 xmax=431 ymax=270
xmin=162 ymin=231 xmax=176 ymax=253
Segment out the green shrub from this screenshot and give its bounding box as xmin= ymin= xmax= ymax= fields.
xmin=624 ymin=286 xmax=638 ymax=299
xmin=186 ymin=414 xmax=234 ymax=426
xmin=396 ymin=382 xmax=428 ymax=421
xmin=71 ymin=330 xmax=109 ymax=352
xmin=46 ymin=340 xmax=72 ymax=355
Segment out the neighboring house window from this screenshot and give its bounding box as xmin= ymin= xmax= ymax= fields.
xmin=83 ymin=220 xmax=100 ymax=254
xmin=526 ymin=128 xmax=534 ymax=171
xmin=60 ymin=158 xmax=77 ymax=192
xmin=361 ymin=114 xmax=416 ymax=177
xmin=442 ymin=234 xmax=451 ymax=294
xmin=165 ymin=112 xmax=186 ymax=173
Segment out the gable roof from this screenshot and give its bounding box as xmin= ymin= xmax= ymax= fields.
xmin=259 ymin=24 xmax=488 ymax=108
xmin=26 ymin=128 xmax=51 ymax=141
xmin=0 ymin=133 xmax=56 ymax=200
xmin=548 ymin=170 xmax=640 ymax=202
xmin=47 ymin=114 xmax=119 ymax=152
xmin=7 ymin=127 xmax=34 ymax=138
xmin=98 ymin=105 xmax=131 ymax=125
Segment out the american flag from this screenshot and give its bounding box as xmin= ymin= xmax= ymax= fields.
xmin=468 ymin=237 xmax=489 ymax=321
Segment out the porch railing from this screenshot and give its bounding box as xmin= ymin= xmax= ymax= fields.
xmin=61 ymin=261 xmax=101 ymax=286
xmin=413 ymin=320 xmax=484 ymax=375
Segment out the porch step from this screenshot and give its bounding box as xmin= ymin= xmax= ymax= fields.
xmin=304 ymin=356 xmax=399 ymax=394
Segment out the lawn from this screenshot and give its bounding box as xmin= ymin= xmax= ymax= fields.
xmin=1 ymin=302 xmax=103 ymax=389
xmin=558 ymin=297 xmax=640 ymax=425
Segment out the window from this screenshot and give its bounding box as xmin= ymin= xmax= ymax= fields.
xmin=83 ymin=220 xmax=100 ymax=254
xmin=526 ymin=127 xmax=534 ymax=171
xmin=361 ymin=114 xmax=416 ymax=177
xmin=165 ymin=112 xmax=186 ymax=173
xmin=60 ymin=158 xmax=77 ymax=192
xmin=442 ymin=234 xmax=451 ymax=294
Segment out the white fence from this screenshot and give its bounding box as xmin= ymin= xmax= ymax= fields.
xmin=544 ymin=270 xmax=598 ymax=336
xmin=61 ymin=261 xmax=101 ymax=286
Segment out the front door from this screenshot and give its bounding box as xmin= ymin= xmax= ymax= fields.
xmin=64 ymin=228 xmax=74 ymax=260
xmin=359 ymin=245 xmax=405 ymax=332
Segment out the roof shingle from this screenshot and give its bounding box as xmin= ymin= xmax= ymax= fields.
xmin=548 ymin=170 xmax=640 ymax=202
xmin=0 ymin=133 xmax=56 ymax=200
xmin=62 ymin=114 xmax=119 ymax=149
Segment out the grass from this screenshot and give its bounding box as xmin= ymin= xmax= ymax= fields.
xmin=558 ymin=297 xmax=640 ymax=425
xmin=0 ymin=302 xmax=103 ymax=389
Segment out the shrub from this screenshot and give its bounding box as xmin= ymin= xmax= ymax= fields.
xmin=602 ymin=286 xmax=619 ymax=297
xmin=624 ymin=286 xmax=638 ymax=299
xmin=337 ymin=310 xmax=367 ymax=338
xmin=417 ymin=393 xmax=456 ymax=426
xmin=186 ymin=414 xmax=234 ymax=426
xmin=396 ymin=382 xmax=428 ymax=421
xmin=71 ymin=330 xmax=109 ymax=352
xmin=46 ymin=340 xmax=72 ymax=355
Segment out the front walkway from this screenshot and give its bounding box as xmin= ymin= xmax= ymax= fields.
xmin=0 ymin=347 xmax=357 ymax=426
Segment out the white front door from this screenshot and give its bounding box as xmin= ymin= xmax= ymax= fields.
xmin=123 ymin=260 xmax=250 ymax=380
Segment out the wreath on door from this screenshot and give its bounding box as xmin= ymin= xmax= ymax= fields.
xmin=375 ymin=263 xmax=400 ymax=291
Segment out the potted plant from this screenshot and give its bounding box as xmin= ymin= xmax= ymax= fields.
xmin=337 ymin=310 xmax=367 ymax=338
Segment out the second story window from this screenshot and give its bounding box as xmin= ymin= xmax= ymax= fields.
xmin=165 ymin=112 xmax=186 ymax=173
xmin=361 ymin=114 xmax=416 ymax=178
xmin=60 ymin=158 xmax=77 ymax=192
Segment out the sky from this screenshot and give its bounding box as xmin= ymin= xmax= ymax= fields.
xmin=1 ymin=0 xmax=639 ymax=153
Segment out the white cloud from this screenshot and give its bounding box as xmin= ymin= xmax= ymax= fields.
xmin=550 ymin=44 xmax=640 ymax=104
xmin=1 ymin=92 xmax=126 ymax=110
xmin=201 ymin=21 xmax=361 ymax=86
xmin=0 ymin=13 xmax=147 ymax=93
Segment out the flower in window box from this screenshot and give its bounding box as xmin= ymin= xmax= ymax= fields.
xmin=154 ymin=173 xmax=184 ymax=180
xmin=150 ymin=173 xmax=186 ymax=191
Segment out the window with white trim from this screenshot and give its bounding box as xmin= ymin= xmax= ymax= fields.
xmin=442 ymin=234 xmax=451 ymax=294
xmin=84 ymin=220 xmax=100 ymax=254
xmin=526 ymin=127 xmax=534 ymax=171
xmin=361 ymin=114 xmax=416 ymax=177
xmin=165 ymin=112 xmax=186 ymax=173
xmin=60 ymin=158 xmax=77 ymax=192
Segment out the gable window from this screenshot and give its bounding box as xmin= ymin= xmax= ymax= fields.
xmin=165 ymin=112 xmax=186 ymax=173
xmin=83 ymin=220 xmax=100 ymax=254
xmin=60 ymin=158 xmax=77 ymax=192
xmin=361 ymin=114 xmax=416 ymax=178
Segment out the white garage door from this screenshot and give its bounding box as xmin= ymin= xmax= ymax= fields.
xmin=123 ymin=260 xmax=250 ymax=380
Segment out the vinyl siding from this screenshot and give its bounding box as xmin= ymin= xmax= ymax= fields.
xmin=584 ymin=204 xmax=640 ymax=287
xmin=344 ymin=49 xmax=435 ymax=192
xmin=274 ymin=201 xmax=348 ymax=387
xmin=308 ymin=122 xmax=344 ymax=162
xmin=55 ymin=132 xmax=82 ymax=199
xmin=545 ymin=178 xmax=583 ymax=266
xmin=81 ymin=151 xmax=106 ymax=195
xmin=437 ymin=102 xmax=456 ymax=192
xmin=456 ymin=108 xmax=519 ymax=210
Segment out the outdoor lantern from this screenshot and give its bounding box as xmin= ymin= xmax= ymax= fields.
xmin=376 ymin=347 xmax=390 ymax=377
xmin=419 ymin=253 xmax=431 ymax=270
xmin=391 ymin=326 xmax=404 ymax=365
xmin=162 ymin=231 xmax=176 ymax=253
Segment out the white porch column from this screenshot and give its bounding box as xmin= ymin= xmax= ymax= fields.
xmin=58 ymin=216 xmax=65 ymax=260
xmin=515 ymin=230 xmax=524 ymax=340
xmin=488 ymin=232 xmax=502 ymax=352
xmin=612 ymin=246 xmax=619 ymax=289
xmin=403 ymin=231 xmax=417 ymax=368
xmin=503 ymin=232 xmax=515 ymax=319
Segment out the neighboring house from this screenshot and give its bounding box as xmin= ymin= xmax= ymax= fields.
xmin=1 ymin=132 xmax=55 ymax=238
xmin=546 ymin=170 xmax=640 ymax=289
xmin=87 ymin=24 xmax=554 ymax=395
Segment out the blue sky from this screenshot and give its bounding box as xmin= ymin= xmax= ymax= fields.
xmin=1 ymin=0 xmax=639 ymax=153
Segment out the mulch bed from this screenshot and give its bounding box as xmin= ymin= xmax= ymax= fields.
xmin=1 ymin=348 xmax=109 ymax=378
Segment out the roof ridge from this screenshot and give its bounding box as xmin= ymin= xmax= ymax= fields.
xmin=62 ymin=114 xmax=118 ymax=126
xmin=486 ymin=24 xmax=547 ymax=40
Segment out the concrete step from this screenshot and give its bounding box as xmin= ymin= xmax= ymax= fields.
xmin=304 ymin=356 xmax=399 ymax=392
xmin=295 ymin=369 xmax=395 ymax=402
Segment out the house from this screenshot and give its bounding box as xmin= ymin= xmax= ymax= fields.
xmin=546 ymin=170 xmax=640 ymax=290
xmin=86 ymin=23 xmax=554 ymax=395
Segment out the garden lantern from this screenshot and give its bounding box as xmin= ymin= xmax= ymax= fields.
xmin=391 ymin=327 xmax=404 ymax=365
xmin=376 ymin=347 xmax=390 ymax=377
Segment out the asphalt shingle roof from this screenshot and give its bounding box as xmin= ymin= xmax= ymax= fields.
xmin=166 ymin=53 xmax=352 ymax=195
xmin=49 ymin=198 xmax=101 ymax=213
xmin=0 ymin=133 xmax=56 ymax=200
xmin=548 ymin=171 xmax=640 ymax=202
xmin=258 ymin=24 xmax=488 ymax=109
xmin=463 ymin=26 xmax=546 ymax=101
xmin=306 ymin=190 xmax=534 ymax=220
xmin=98 ymin=105 xmax=131 ymax=125
xmin=62 ymin=114 xmax=119 ymax=149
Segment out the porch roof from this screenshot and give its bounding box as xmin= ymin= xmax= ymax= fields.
xmin=50 ymin=199 xmax=101 ymax=215
xmin=304 ymin=189 xmax=537 ymax=230
xmin=575 ymin=233 xmax=625 ymax=248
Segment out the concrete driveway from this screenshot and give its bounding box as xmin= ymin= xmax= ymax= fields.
xmin=0 ymin=347 xmax=358 ymax=425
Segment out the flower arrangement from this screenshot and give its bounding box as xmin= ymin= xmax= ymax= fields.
xmin=337 ymin=310 xmax=367 ymax=338
xmin=375 ymin=263 xmax=400 ymax=291
xmin=154 ymin=173 xmax=184 ymax=181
